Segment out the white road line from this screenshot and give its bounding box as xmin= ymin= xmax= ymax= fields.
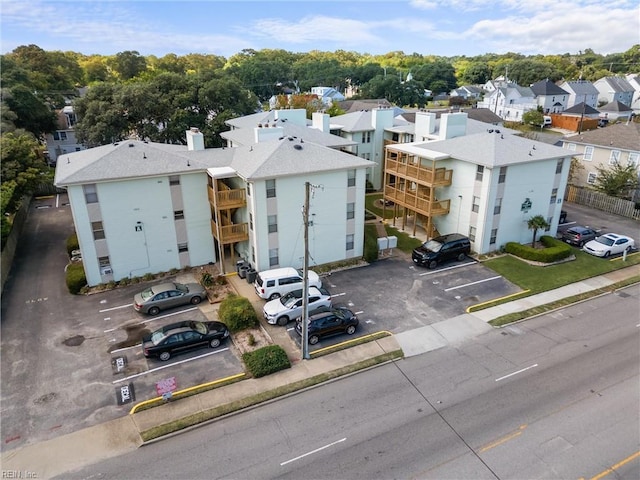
xmin=112 ymin=347 xmax=229 ymax=384
xmin=280 ymin=438 xmax=347 ymax=466
xmin=138 ymin=307 xmax=198 ymax=324
xmin=354 ymin=311 xmax=364 ymax=315
xmin=99 ymin=304 xmax=133 ymax=313
xmin=111 ymin=344 xmax=141 ymax=354
xmin=496 ymin=364 xmax=538 ymax=382
xmin=418 ymin=261 xmax=476 ymax=276
xmin=444 ymin=275 xmax=502 ymax=292
xmin=104 ymin=328 xmax=117 ymax=333
xmin=331 ymin=292 xmax=346 ymax=297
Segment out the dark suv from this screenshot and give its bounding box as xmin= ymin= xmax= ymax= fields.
xmin=561 ymin=226 xmax=598 ymax=247
xmin=412 ymin=233 xmax=471 ymax=269
xmin=295 ymin=307 xmax=358 ymax=345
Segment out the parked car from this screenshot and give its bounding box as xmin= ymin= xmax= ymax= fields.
xmin=295 ymin=307 xmax=359 ymax=345
xmin=412 ymin=233 xmax=471 ymax=269
xmin=561 ymin=226 xmax=598 ymax=247
xmin=133 ymin=282 xmax=207 ymax=315
xmin=142 ymin=320 xmax=229 ymax=361
xmin=263 ymin=286 xmax=332 ymax=326
xmin=583 ymin=233 xmax=635 ymax=258
xmin=254 ymin=267 xmax=322 ymax=300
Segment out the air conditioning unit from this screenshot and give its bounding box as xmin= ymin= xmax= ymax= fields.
xmin=101 ymin=268 xmax=113 ymax=275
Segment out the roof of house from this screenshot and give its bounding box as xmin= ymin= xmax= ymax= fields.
xmin=530 ymin=79 xmax=569 ymax=96
xmin=563 ymin=102 xmax=600 ymax=115
xmin=54 ymin=136 xmax=374 ymax=186
xmin=336 ymin=98 xmax=396 ymax=113
xmin=390 ymin=130 xmax=568 ymax=168
xmin=596 ymin=76 xmax=634 ymax=93
xmin=220 ymin=119 xmax=356 ymax=148
xmin=559 ymin=80 xmax=599 ymax=96
xmin=564 ymin=122 xmax=640 ymax=151
xmin=599 ymin=100 xmax=633 ymax=113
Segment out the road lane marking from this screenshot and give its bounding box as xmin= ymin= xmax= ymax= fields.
xmin=495 ymin=364 xmax=538 ymax=382
xmin=444 ymin=275 xmax=502 ymax=292
xmin=99 ymin=304 xmax=132 ymax=313
xmin=112 ymin=347 xmax=229 ymax=384
xmin=280 ymin=438 xmax=347 ymax=466
xmin=138 ymin=307 xmax=199 ymax=324
xmin=479 ymin=425 xmax=527 ymax=453
xmin=588 ymin=450 xmax=640 ymax=480
xmin=418 ymin=261 xmax=477 ymax=276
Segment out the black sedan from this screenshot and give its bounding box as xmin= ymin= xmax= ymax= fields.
xmin=142 ymin=320 xmax=229 ymax=361
xmin=295 ymin=307 xmax=359 ymax=345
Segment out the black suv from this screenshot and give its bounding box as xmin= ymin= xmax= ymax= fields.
xmin=412 ymin=233 xmax=471 ymax=269
xmin=295 ymin=307 xmax=358 ymax=345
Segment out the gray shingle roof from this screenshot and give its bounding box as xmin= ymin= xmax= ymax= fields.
xmin=563 ymin=102 xmax=600 ymax=115
xmin=560 ymin=80 xmax=599 ymax=96
xmin=565 ymin=122 xmax=640 ymax=151
xmin=530 ymin=79 xmax=569 ymax=96
xmin=599 ymin=100 xmax=633 ymax=113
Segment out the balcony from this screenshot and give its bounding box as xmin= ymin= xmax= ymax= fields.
xmin=385 ymin=185 xmax=450 ymax=217
xmin=386 ymin=158 xmax=452 ymax=186
xmin=208 ymin=185 xmax=246 ymax=209
xmin=211 ymin=219 xmax=248 ymax=244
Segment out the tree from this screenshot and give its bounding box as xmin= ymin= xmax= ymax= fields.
xmin=411 ymin=60 xmax=457 ymax=94
xmin=522 ymin=108 xmax=544 ymax=127
xmin=527 ymin=215 xmax=550 ymax=248
xmin=458 ymin=62 xmax=492 ymax=85
xmin=593 ymin=161 xmax=640 ymax=200
xmin=108 ymin=50 xmax=147 ymax=80
xmin=3 ymin=86 xmax=56 ymax=137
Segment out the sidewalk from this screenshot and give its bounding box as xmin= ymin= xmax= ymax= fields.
xmin=2 ymin=264 xmax=639 ymax=478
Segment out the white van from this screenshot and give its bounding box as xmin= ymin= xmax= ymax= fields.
xmin=542 ymin=115 xmax=552 ymax=127
xmin=254 ymin=267 xmax=322 ymax=300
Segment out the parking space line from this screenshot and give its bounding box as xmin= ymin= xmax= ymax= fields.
xmin=444 ymin=275 xmax=502 ymax=292
xmin=418 ymin=261 xmax=477 ymax=276
xmin=331 ymin=292 xmax=346 ymax=297
xmin=496 ymin=364 xmax=538 ymax=382
xmin=112 ymin=347 xmax=230 ymax=384
xmin=99 ymin=304 xmax=133 ymax=313
xmin=138 ymin=307 xmax=199 ymax=324
xmin=111 ymin=344 xmax=141 ymax=354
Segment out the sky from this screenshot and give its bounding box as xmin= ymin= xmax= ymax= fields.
xmin=1 ymin=0 xmax=639 ymax=59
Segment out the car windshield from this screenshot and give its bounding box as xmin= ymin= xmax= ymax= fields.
xmin=423 ymin=240 xmax=443 ymax=252
xmin=140 ymin=287 xmax=154 ymax=301
xmin=191 ymin=321 xmax=207 ymax=335
xmin=150 ymin=331 xmax=167 ymax=345
xmin=595 ymin=236 xmax=615 ymax=246
xmin=282 ymin=296 xmax=299 ymax=308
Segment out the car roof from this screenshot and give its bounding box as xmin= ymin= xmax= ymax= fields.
xmin=567 ymin=226 xmax=592 ymax=232
xmin=435 ymin=233 xmax=468 ymax=242
xmin=151 ymin=282 xmax=178 ymax=293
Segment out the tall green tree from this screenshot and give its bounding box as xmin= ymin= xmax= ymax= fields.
xmin=593 ymin=161 xmax=640 ymax=200
xmin=3 ymin=86 xmax=56 ymax=137
xmin=108 ymin=50 xmax=148 ymax=80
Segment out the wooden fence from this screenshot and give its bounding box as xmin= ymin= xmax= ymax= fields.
xmin=565 ymin=185 xmax=640 ymax=220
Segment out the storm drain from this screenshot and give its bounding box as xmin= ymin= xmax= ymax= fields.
xmin=63 ymin=335 xmax=85 ymax=346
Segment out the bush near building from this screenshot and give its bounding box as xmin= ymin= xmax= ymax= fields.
xmin=504 ymin=235 xmax=572 ymax=263
xmin=242 ymin=345 xmax=291 ymax=378
xmin=66 ymin=263 xmax=87 ymax=294
xmin=218 ymin=294 xmax=259 ymax=332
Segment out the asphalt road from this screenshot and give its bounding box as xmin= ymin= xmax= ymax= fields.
xmin=59 ymin=284 xmax=640 ymax=479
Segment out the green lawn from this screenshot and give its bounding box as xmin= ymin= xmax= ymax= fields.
xmin=365 ymin=193 xmax=396 ymax=220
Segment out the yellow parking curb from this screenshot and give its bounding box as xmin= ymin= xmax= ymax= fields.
xmin=310 ymin=331 xmax=393 ymax=357
xmin=466 ymin=290 xmax=531 ymax=313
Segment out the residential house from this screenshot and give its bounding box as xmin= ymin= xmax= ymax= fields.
xmin=382 ymin=118 xmax=572 ymax=254
xmin=45 ymin=106 xmax=86 ymax=165
xmin=593 ymin=76 xmax=634 ymax=107
xmin=477 ymin=83 xmax=537 ymax=121
xmin=559 ymin=80 xmax=599 ymax=109
xmin=561 ymin=122 xmax=640 ymax=201
xmin=482 ymin=76 xmax=510 ymax=94
xmin=310 ymin=86 xmax=345 ymax=105
xmin=54 ymin=128 xmax=374 ymax=286
xmin=449 ymin=85 xmax=483 ymax=100
xmin=598 ymin=101 xmax=634 ymax=122
xmin=530 ymin=79 xmax=569 ymax=114
xmin=625 ymin=74 xmax=640 ymax=114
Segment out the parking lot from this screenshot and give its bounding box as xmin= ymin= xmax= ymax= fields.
xmin=1 ymin=196 xmax=637 ymax=451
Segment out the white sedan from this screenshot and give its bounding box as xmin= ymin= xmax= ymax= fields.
xmin=582 ymin=233 xmax=635 ymax=258
xmin=263 ymin=286 xmax=332 ymax=326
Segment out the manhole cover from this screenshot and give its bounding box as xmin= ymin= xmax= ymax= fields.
xmin=63 ymin=335 xmax=85 ymax=346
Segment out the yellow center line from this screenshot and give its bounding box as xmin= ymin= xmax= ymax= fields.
xmin=588 ymin=450 xmax=640 ymax=480
xmin=479 ymin=424 xmax=527 ymax=453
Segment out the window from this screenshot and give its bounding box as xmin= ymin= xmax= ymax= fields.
xmin=174 ymin=210 xmax=184 ymax=220
xmin=628 ymin=152 xmax=639 ymax=167
xmin=346 ymin=234 xmax=354 ymax=251
xmin=583 ymin=146 xmax=594 ymax=161
xmin=609 ymin=150 xmax=621 ymax=165
xmin=346 ymin=202 xmax=355 ymax=220
xmin=169 ymin=175 xmax=180 ymax=185
xmin=52 ymin=131 xmax=67 ymax=141
xmin=490 ymin=229 xmax=497 ymax=245
xmin=472 ymin=196 xmax=480 ymax=213
xmin=566 ymin=143 xmax=576 ymax=151
xmin=269 ymin=248 xmax=279 ymax=267
xmin=98 ymin=256 xmax=110 ymax=268
xmin=555 ymin=159 xmax=563 ymax=174
xmin=91 ymin=221 xmax=105 ymax=240
xmin=587 ymin=172 xmax=597 ymax=184
xmin=469 ymin=226 xmax=476 ymax=242
xmin=494 ymin=197 xmax=502 ymax=215
xmin=249 ymin=213 xmax=253 ymax=231
xmin=266 ymin=179 xmax=276 ymax=198
xmin=498 ymin=167 xmax=507 ymax=184
xmin=347 ymin=169 xmax=356 ymax=187
xmin=362 ymin=131 xmax=371 ymax=143
xmin=475 ymin=165 xmax=484 ymax=182
xmin=178 ymin=242 xmax=188 ymax=253
xmin=550 ymin=188 xmax=558 ymax=204
xmin=246 ymin=183 xmax=251 ymax=196
xmin=545 ymin=217 xmax=552 ymax=232
xmin=268 ymin=215 xmax=277 ymax=234
xmin=83 ymin=184 xmax=98 ymax=204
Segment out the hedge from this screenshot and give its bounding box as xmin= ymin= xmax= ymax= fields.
xmin=504 ymin=235 xmax=572 ymax=263
xmin=242 ymin=345 xmax=291 ymax=378
xmin=66 ymin=263 xmax=87 ymax=294
xmin=217 ymin=294 xmax=258 ymax=332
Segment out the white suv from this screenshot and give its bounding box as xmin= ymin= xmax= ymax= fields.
xmin=254 ymin=267 xmax=321 ymax=300
xmin=263 ymin=286 xmax=332 ymax=326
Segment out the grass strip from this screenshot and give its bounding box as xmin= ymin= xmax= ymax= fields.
xmin=140 ymin=349 xmax=404 ymax=442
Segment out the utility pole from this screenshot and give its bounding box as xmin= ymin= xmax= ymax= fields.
xmin=301 ymin=182 xmax=311 ymax=360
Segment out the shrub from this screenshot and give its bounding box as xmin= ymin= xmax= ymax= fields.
xmin=66 ymin=233 xmax=79 ymax=256
xmin=119 ymin=277 xmax=131 ymax=286
xmin=218 ymin=294 xmax=258 ymax=332
xmin=142 ymin=273 xmax=154 ymax=281
xmin=201 ymin=272 xmax=214 ymax=288
xmin=504 ymin=235 xmax=572 ymax=263
xmin=242 ymin=345 xmax=291 ymax=378
xmin=363 ymin=224 xmax=379 ymax=263
xmin=66 ymin=263 xmax=87 ymax=294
